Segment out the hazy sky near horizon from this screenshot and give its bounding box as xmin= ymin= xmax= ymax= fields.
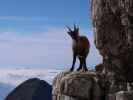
xmin=0 ymin=0 xmax=102 ymax=69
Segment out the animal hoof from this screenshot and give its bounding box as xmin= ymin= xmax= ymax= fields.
xmin=78 ymin=68 xmax=88 ymax=72
xmin=82 ymin=67 xmax=88 ymax=71
xmin=70 ymin=68 xmax=74 ymax=71
xmin=85 ymin=68 xmax=88 ymax=71
xmin=77 ymin=68 xmax=81 ymax=71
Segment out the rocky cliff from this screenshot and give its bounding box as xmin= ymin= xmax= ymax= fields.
xmin=52 ymin=70 xmax=133 ymax=100
xmin=92 ymin=0 xmax=133 ymax=99
xmin=92 ymin=0 xmax=133 ymax=82
xmin=52 ymin=71 xmax=101 ymax=100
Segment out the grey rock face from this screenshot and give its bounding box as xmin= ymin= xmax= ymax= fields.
xmin=116 ymin=91 xmax=133 ymax=100
xmin=52 ymin=71 xmax=101 ymax=100
xmin=92 ymin=0 xmax=133 ymax=82
xmin=92 ymin=0 xmax=133 ymax=99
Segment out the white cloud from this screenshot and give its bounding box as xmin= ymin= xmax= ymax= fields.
xmin=0 ymin=68 xmax=61 ymax=85
xmin=0 ymin=27 xmax=102 ymax=69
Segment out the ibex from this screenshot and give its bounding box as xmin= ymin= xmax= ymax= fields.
xmin=67 ymin=25 xmax=90 ymax=71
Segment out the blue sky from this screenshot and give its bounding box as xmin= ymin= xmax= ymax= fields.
xmin=0 ymin=0 xmax=91 ymax=28
xmin=0 ymin=0 xmax=102 ymax=69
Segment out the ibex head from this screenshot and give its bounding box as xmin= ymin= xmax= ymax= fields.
xmin=66 ymin=24 xmax=79 ymax=40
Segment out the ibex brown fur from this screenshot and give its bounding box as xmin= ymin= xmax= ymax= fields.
xmin=67 ymin=25 xmax=90 ymax=71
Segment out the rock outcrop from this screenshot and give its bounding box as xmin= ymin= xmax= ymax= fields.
xmin=92 ymin=0 xmax=133 ymax=100
xmin=5 ymin=78 xmax=52 ymax=100
xmin=116 ymin=91 xmax=133 ymax=100
xmin=52 ymin=71 xmax=101 ymax=100
xmin=92 ymin=0 xmax=133 ymax=82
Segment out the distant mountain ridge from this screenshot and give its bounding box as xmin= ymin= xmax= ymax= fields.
xmin=0 ymin=68 xmax=61 ymax=100
xmin=5 ymin=78 xmax=52 ymax=100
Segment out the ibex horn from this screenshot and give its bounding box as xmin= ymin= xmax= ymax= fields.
xmin=66 ymin=26 xmax=72 ymax=32
xmin=74 ymin=24 xmax=77 ymax=30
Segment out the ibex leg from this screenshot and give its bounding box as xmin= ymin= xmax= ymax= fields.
xmin=77 ymin=57 xmax=83 ymax=71
xmin=83 ymin=59 xmax=88 ymax=71
xmin=70 ymin=54 xmax=76 ymax=71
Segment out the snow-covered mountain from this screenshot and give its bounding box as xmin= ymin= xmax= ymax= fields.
xmin=0 ymin=68 xmax=62 ymax=100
